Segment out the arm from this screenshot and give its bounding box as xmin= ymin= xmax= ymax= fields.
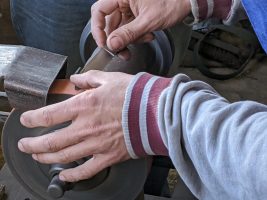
xmin=190 ymin=0 xmax=244 ymax=24
xmin=123 ymin=73 xmax=267 ymax=199
xmin=91 ymin=0 xmax=245 ymax=52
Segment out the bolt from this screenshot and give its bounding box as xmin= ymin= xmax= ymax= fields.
xmin=47 ymin=175 xmax=66 ymax=199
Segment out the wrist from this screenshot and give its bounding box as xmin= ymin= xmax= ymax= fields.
xmin=189 ymin=0 xmax=233 ymax=23
xmin=122 ymin=73 xmax=171 ymax=159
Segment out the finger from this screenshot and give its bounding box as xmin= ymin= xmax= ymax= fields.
xmin=135 ymin=33 xmax=155 ymax=44
xmin=20 ymin=99 xmax=77 ymax=128
xmin=105 ymin=10 xmax=122 ymax=36
xmin=18 ymin=125 xmax=81 ymax=154
xmin=31 ymin=136 xmax=103 ymax=164
xmin=117 ymin=48 xmax=131 ymax=60
xmin=107 ymin=16 xmax=151 ymax=51
xmin=70 ymin=70 xmax=111 ymax=88
xmin=91 ymin=0 xmax=120 ymax=47
xmin=59 ymin=154 xmax=112 ymax=182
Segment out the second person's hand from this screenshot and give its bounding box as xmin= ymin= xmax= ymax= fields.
xmin=91 ymin=0 xmax=191 ymax=51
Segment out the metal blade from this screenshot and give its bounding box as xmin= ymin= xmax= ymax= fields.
xmin=81 ymin=47 xmax=115 ymax=73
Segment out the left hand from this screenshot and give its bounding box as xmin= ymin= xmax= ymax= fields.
xmin=91 ymin=0 xmax=191 ymax=51
xmin=18 ymin=70 xmax=133 ymax=182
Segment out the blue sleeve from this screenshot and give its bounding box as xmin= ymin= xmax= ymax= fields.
xmin=242 ymin=0 xmax=267 ymax=53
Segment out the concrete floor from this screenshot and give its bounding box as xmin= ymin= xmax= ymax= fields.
xmin=175 ymin=54 xmax=267 ymax=105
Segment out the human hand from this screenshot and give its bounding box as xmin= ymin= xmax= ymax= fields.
xmin=91 ymin=0 xmax=191 ymax=51
xmin=18 ymin=71 xmax=133 ymax=182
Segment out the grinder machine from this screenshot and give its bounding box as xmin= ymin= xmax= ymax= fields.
xmin=0 ymin=21 xmax=192 ymax=200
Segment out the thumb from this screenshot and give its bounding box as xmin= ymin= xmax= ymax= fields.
xmin=107 ymin=16 xmax=149 ymax=51
xmin=70 ymin=70 xmax=108 ymax=89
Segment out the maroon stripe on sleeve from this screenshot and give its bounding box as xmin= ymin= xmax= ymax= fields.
xmin=128 ymin=73 xmax=153 ymax=157
xmin=213 ymin=0 xmax=232 ymax=19
xmin=197 ymin=0 xmax=208 ymax=20
xmin=146 ymin=78 xmax=171 ymax=156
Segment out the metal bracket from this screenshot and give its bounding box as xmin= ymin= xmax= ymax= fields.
xmin=0 ymin=45 xmax=67 ymax=111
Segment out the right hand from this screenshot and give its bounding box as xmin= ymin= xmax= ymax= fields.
xmin=91 ymin=0 xmax=191 ymax=51
xmin=18 ymin=71 xmax=133 ymax=182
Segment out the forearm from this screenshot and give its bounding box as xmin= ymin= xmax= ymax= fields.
xmin=190 ymin=0 xmax=243 ymax=24
xmin=122 ymin=73 xmax=267 ymax=199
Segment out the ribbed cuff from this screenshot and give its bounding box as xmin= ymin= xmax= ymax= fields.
xmin=122 ymin=73 xmax=171 ymax=158
xmin=223 ymin=0 xmax=243 ymax=25
xmin=190 ymin=0 xmax=233 ymax=22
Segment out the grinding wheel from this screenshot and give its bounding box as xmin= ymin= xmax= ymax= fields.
xmin=2 ymin=92 xmax=148 ymax=200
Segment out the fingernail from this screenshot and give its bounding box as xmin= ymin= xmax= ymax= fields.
xmin=59 ymin=174 xmax=66 ymax=182
xmin=32 ymin=154 xmax=38 ymax=160
xmin=70 ymin=74 xmax=77 ymax=81
xmin=109 ymin=36 xmax=123 ymax=51
xmin=143 ymin=34 xmax=155 ymax=42
xmin=18 ymin=140 xmax=26 ymax=152
xmin=20 ymin=114 xmax=26 ymax=125
xmin=20 ymin=113 xmax=31 ymax=127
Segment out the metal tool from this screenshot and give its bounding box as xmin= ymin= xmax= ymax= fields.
xmin=103 ymin=45 xmax=117 ymax=57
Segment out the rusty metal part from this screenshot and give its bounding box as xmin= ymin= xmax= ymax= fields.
xmin=1 ymin=45 xmax=67 ymax=111
xmin=49 ymin=79 xmax=86 ymax=96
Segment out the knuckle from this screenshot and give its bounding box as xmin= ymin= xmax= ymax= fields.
xmin=63 ymin=171 xmax=77 ymax=182
xmin=79 ymin=167 xmax=91 ymax=180
xmin=84 ymin=91 xmax=98 ymax=107
xmin=62 ymin=104 xmax=71 ymax=116
xmin=121 ymin=27 xmax=136 ymax=42
xmin=42 ymin=109 xmax=53 ymax=126
xmin=43 ymin=136 xmax=58 ymax=152
xmin=35 ymin=154 xmax=48 ymax=164
xmin=144 ymin=14 xmax=154 ymax=25
xmin=59 ymin=150 xmax=71 ymax=163
xmin=87 ymin=70 xmax=99 ymax=77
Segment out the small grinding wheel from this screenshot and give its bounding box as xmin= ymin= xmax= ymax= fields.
xmin=2 ymin=95 xmax=148 ymax=200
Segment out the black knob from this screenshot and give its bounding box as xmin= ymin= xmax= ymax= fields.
xmin=47 ymin=175 xmax=66 ymax=199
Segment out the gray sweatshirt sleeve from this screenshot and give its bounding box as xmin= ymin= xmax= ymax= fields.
xmin=122 ymin=73 xmax=267 ymax=200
